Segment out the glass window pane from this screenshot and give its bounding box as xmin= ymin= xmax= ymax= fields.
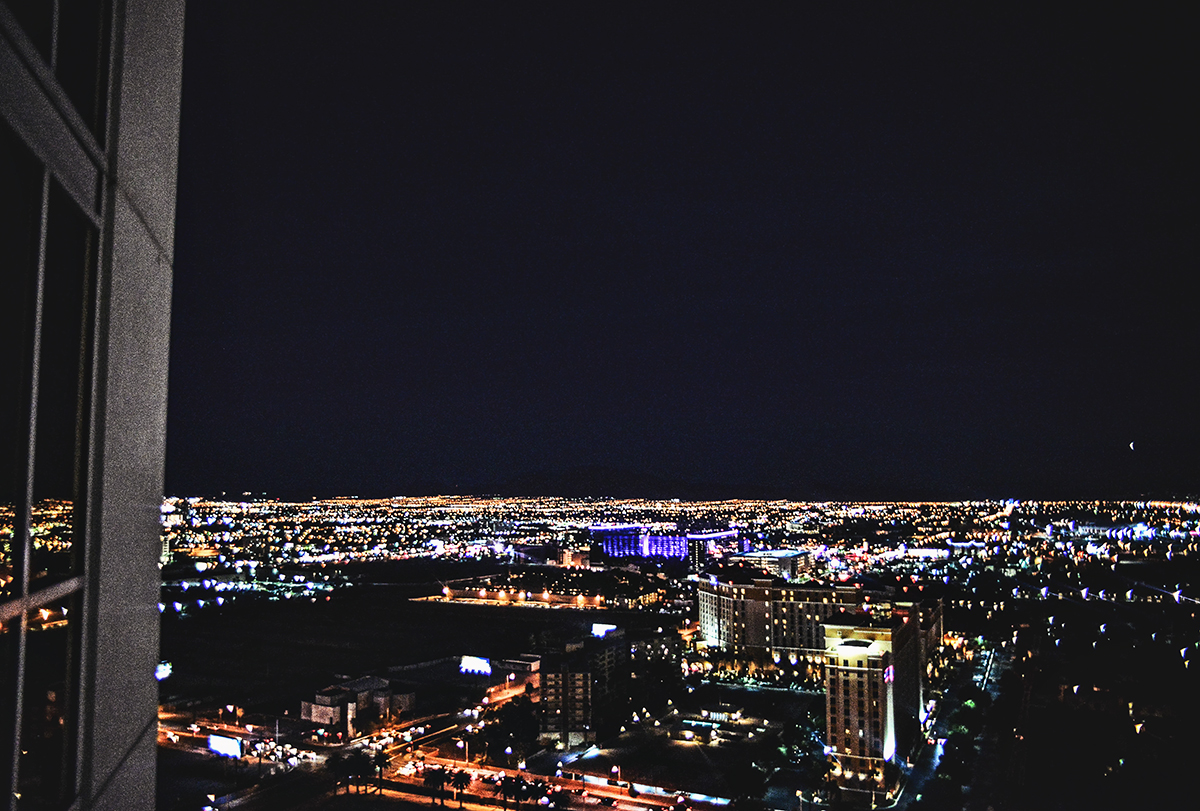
xmin=29 ymin=500 xmax=75 ymax=588
xmin=0 ymin=504 xmax=14 ymax=602
xmin=31 ymin=178 xmax=95 ymax=584
xmin=3 ymin=0 xmax=55 ymax=65
xmin=33 ymin=177 xmax=92 ymax=503
xmin=0 ymin=611 xmax=17 ymax=796
xmin=0 ymin=114 xmax=44 ymax=588
xmin=56 ymin=0 xmax=111 ymax=143
xmin=19 ymin=596 xmax=79 ymax=806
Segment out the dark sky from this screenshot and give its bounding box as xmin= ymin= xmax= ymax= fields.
xmin=166 ymin=3 xmax=1198 ymax=501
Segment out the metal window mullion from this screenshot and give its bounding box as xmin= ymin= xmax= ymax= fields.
xmin=49 ymin=0 xmax=60 ymax=72
xmin=72 ymin=177 xmax=110 ymax=811
xmin=60 ymin=189 xmax=101 ymax=811
xmin=0 ymin=4 xmax=102 ymax=227
xmin=62 ymin=198 xmax=106 ymax=807
xmin=73 ymin=0 xmax=128 ymax=795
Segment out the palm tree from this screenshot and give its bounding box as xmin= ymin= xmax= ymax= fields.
xmin=450 ymin=769 xmax=472 ymax=807
xmin=424 ymin=766 xmax=449 ymax=805
xmin=346 ymin=749 xmax=373 ymax=794
xmin=373 ymin=749 xmax=390 ymax=794
xmin=328 ymin=752 xmax=353 ymax=794
xmin=818 ymin=759 xmax=837 ymax=806
xmin=497 ymin=774 xmax=526 ymax=810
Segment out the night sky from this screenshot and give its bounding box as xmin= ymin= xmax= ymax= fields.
xmin=166 ymin=3 xmax=1197 ymax=501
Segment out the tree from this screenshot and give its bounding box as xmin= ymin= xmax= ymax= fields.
xmin=722 ymin=756 xmax=767 ymax=807
xmin=328 ymin=752 xmax=353 ymax=794
xmin=372 ymin=749 xmax=390 ymax=794
xmin=424 ymin=767 xmax=449 ymax=805
xmin=450 ymin=770 xmax=472 ymax=808
xmin=346 ymin=749 xmax=373 ymax=794
xmin=496 ymin=774 xmax=527 ymax=810
xmin=808 ymin=759 xmax=835 ymax=804
xmin=482 ymin=695 xmax=539 ymax=764
xmin=328 ymin=749 xmax=375 ymax=794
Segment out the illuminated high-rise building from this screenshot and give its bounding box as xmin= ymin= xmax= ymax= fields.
xmin=696 ymin=568 xmax=875 ymax=665
xmin=1 ymin=2 xmax=184 ymax=808
xmin=687 ymin=532 xmax=707 ymax=572
xmin=539 ymin=631 xmax=628 ymax=746
xmin=823 ymin=612 xmax=921 ymax=796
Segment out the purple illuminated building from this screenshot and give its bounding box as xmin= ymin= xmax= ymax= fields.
xmin=645 ymin=534 xmax=688 ymax=558
xmin=589 ymin=525 xmax=736 ymax=565
xmin=589 ymin=524 xmax=647 ymax=558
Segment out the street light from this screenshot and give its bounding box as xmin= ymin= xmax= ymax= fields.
xmin=611 ymin=764 xmax=621 ymax=783
xmin=456 ymin=738 xmax=469 ymax=765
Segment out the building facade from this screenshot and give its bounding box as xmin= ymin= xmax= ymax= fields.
xmin=589 ymin=525 xmax=733 ymax=568
xmin=823 ymin=612 xmax=921 ymax=794
xmin=696 ymin=568 xmax=876 ymax=664
xmin=1 ymin=2 xmax=184 ymax=808
xmin=539 ymin=632 xmax=628 ymax=746
xmin=726 ymin=549 xmax=816 ymax=581
xmin=687 ymin=533 xmax=707 ymax=573
xmin=588 ymin=525 xmax=646 ymax=558
xmin=301 ymin=675 xmax=402 ymax=738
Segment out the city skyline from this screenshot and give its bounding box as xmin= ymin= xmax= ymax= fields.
xmin=6 ymin=3 xmax=1195 ymax=809
xmin=167 ymin=4 xmax=1196 ymax=500
xmin=149 ymin=492 xmax=1200 ymax=808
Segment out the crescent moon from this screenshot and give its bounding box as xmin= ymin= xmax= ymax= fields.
xmin=1130 ymin=442 xmax=1135 ymax=451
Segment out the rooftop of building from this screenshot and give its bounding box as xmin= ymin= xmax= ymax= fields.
xmin=701 ymin=563 xmax=865 ymax=590
xmin=827 ymin=635 xmax=888 ymax=657
xmin=701 ymin=563 xmax=788 ymax=586
xmin=336 ymin=675 xmax=391 ymax=692
xmin=728 ymin=549 xmax=811 ymax=559
xmin=822 ymin=609 xmax=902 ymax=630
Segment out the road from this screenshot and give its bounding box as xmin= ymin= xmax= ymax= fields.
xmin=384 ymin=764 xmax=698 ymax=811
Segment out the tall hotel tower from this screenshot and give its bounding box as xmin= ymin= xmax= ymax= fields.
xmin=1 ymin=2 xmax=185 ymax=808
xmin=824 ymin=611 xmax=921 ymax=796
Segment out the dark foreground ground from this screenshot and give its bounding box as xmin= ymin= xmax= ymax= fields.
xmin=161 ymin=577 xmax=681 ymax=715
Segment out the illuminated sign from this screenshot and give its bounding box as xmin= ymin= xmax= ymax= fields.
xmin=591 ymin=623 xmax=617 ymax=638
xmin=208 ymin=734 xmax=242 ymax=758
xmin=460 ymin=656 xmax=492 ymax=675
xmin=883 ymin=665 xmax=894 ymax=684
